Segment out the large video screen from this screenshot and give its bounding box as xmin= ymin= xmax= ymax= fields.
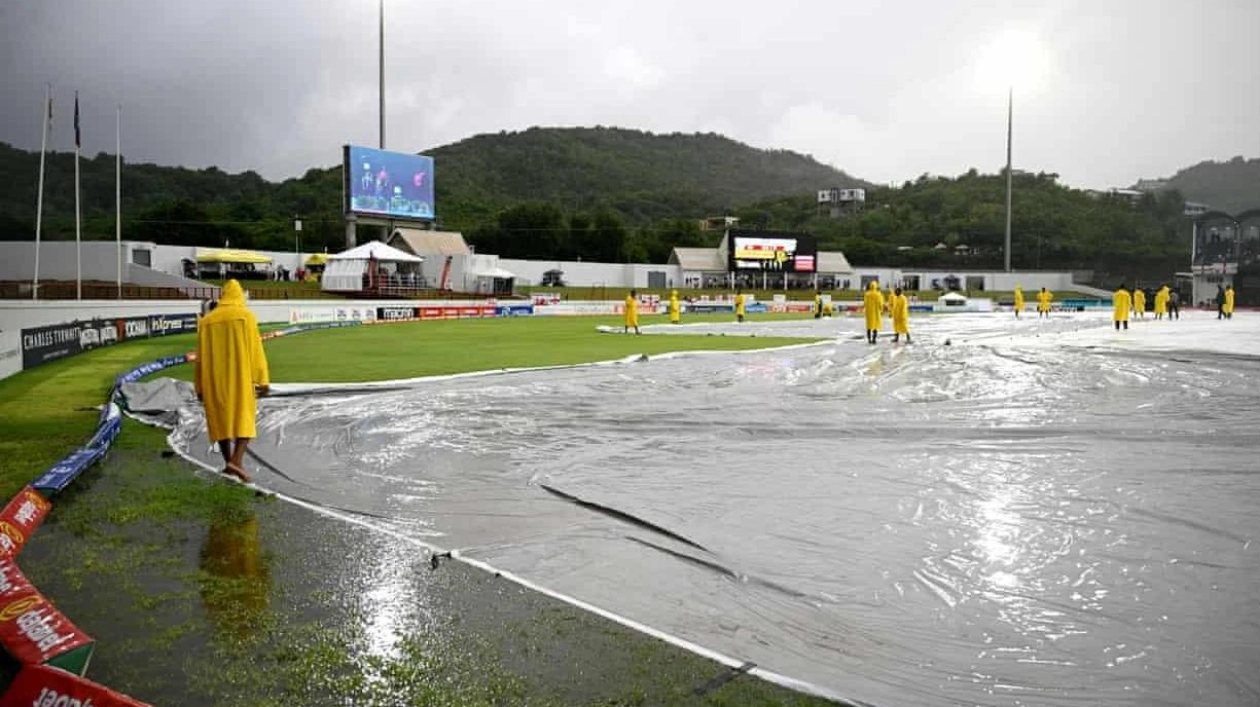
xmin=729 ymin=231 xmax=817 ymax=272
xmin=343 ymin=145 xmax=435 ymax=220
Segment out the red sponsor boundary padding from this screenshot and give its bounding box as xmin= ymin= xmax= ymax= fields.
xmin=6 ymin=663 xmax=154 ymax=707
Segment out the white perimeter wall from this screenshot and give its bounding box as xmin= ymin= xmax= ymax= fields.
xmin=853 ymin=268 xmax=1077 ymax=292
xmin=498 ymin=259 xmax=681 ymax=288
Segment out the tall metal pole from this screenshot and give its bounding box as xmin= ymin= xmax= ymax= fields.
xmin=33 ymin=83 xmax=51 ymax=300
xmin=74 ymin=91 xmax=82 ymax=301
xmin=1004 ymin=85 xmax=1013 ymax=273
xmin=379 ymin=0 xmax=385 ymax=149
xmin=116 ymin=104 xmax=122 ymax=299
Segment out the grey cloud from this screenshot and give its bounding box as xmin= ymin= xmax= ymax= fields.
xmin=1 ymin=0 xmax=1256 ymax=189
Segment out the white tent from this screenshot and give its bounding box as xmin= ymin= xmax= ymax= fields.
xmin=321 ymin=240 xmax=425 ymax=292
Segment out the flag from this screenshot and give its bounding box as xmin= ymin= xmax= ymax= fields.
xmin=73 ymin=92 xmax=81 ymax=149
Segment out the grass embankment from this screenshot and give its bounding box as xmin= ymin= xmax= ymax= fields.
xmin=0 ymin=315 xmax=831 ymax=706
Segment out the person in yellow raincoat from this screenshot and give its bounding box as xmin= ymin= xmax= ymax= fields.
xmin=1037 ymin=287 xmax=1053 ymax=318
xmin=195 ymin=279 xmax=269 ymax=483
xmin=1154 ymin=285 xmax=1169 ymax=320
xmin=862 ymin=281 xmax=884 ymax=344
xmin=1224 ymin=284 xmax=1235 ymax=319
xmin=1133 ymin=287 xmax=1147 ymax=319
xmin=735 ymin=290 xmax=746 ymax=323
xmin=1112 ymin=284 xmax=1132 ymax=331
xmin=883 ymin=285 xmax=894 ymax=313
xmin=1013 ymin=285 xmax=1025 ymax=319
xmin=814 ymin=291 xmax=823 ymax=319
xmin=624 ymin=290 xmax=640 ymax=334
xmin=668 ymin=289 xmax=681 ymax=324
xmin=891 ymin=287 xmax=911 ymax=344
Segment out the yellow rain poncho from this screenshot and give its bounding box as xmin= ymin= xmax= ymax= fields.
xmin=1154 ymin=286 xmax=1168 ymax=315
xmin=194 ymin=280 xmax=269 ymax=442
xmin=1013 ymin=286 xmax=1024 ymax=315
xmin=1037 ymin=289 xmax=1054 ymax=313
xmin=1225 ymin=286 xmax=1235 ymax=315
xmin=735 ymin=294 xmax=746 ymax=318
xmin=891 ymin=293 xmax=910 ymax=334
xmin=1113 ymin=288 xmax=1132 ymax=322
xmin=1133 ymin=288 xmax=1146 ymax=315
xmin=863 ymin=282 xmax=884 ymax=331
xmin=669 ymin=291 xmax=680 ymax=324
xmin=624 ymin=294 xmax=639 ymax=328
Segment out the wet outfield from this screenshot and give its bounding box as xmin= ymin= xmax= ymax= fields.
xmin=161 ymin=310 xmax=1260 ymax=707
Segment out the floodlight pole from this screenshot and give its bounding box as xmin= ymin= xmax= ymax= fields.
xmin=1003 ymin=85 xmax=1013 ymax=273
xmin=379 ymin=0 xmax=386 ymax=150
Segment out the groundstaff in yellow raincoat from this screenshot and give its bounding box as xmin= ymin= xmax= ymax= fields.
xmin=195 ymin=279 xmax=269 ymax=482
xmin=1154 ymin=285 xmax=1169 ymax=320
xmin=624 ymin=290 xmax=641 ymax=334
xmin=1037 ymin=287 xmax=1053 ymax=318
xmin=1133 ymin=288 xmax=1146 ymax=318
xmin=863 ymin=281 xmax=884 ymax=344
xmin=735 ymin=291 xmax=746 ymax=323
xmin=1013 ymin=286 xmax=1024 ymax=319
xmin=1224 ymin=285 xmax=1235 ymax=319
xmin=891 ymin=287 xmax=911 ymax=344
xmin=1113 ymin=284 xmax=1132 ymax=331
xmin=668 ymin=290 xmax=681 ymax=324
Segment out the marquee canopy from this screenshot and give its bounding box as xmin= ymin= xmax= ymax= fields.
xmin=329 ymin=241 xmax=423 ymax=262
xmin=196 ymin=248 xmax=272 ymax=264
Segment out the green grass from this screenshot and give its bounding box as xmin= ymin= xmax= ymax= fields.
xmin=0 ymin=315 xmax=814 ymax=496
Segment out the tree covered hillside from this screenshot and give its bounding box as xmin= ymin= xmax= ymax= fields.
xmin=732 ymin=170 xmax=1191 ymax=274
xmin=1159 ymin=156 xmax=1260 ymax=215
xmin=0 ymin=127 xmax=863 ymax=253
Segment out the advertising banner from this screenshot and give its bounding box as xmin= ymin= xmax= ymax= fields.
xmin=20 ymin=314 xmax=197 ymax=372
xmin=32 ymin=403 xmax=123 ymax=494
xmin=496 ymin=303 xmax=534 ymax=317
xmin=532 ymin=301 xmax=621 ymax=316
xmin=376 ymin=306 xmax=420 ymax=322
xmin=20 ymin=323 xmax=82 ymax=370
xmin=0 ymin=488 xmax=52 ymax=558
xmin=531 ymin=293 xmax=562 ymax=306
xmin=0 ymin=557 xmax=95 ymax=675
xmin=4 ymin=664 xmax=155 ymax=707
xmin=685 ymin=301 xmax=735 ymax=314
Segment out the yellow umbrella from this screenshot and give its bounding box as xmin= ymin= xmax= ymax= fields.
xmin=304 ymin=253 xmax=330 ymax=266
xmin=196 ymin=248 xmax=273 ymax=264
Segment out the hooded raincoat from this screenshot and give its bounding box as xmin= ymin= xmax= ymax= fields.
xmin=1113 ymin=288 xmax=1132 ymax=323
xmin=1037 ymin=289 xmax=1053 ymax=313
xmin=1225 ymin=286 xmax=1235 ymax=315
xmin=624 ymin=294 xmax=639 ymax=328
xmin=863 ymin=282 xmax=884 ymax=331
xmin=1154 ymin=286 xmax=1168 ymax=315
xmin=1013 ymin=286 xmax=1024 ymax=314
xmin=891 ymin=293 xmax=910 ymax=335
xmin=194 ymin=280 xmax=269 ymax=442
xmin=1133 ymin=288 xmax=1146 ymax=315
xmin=668 ymin=291 xmax=680 ymax=323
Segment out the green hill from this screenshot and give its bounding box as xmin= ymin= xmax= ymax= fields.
xmin=1144 ymin=156 xmax=1260 ymax=214
xmin=0 ymin=127 xmax=866 ymax=253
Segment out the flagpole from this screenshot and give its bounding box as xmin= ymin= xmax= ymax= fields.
xmin=116 ymin=104 xmax=122 ymax=299
xmin=74 ymin=91 xmax=82 ymax=300
xmin=33 ymin=84 xmax=51 ymax=300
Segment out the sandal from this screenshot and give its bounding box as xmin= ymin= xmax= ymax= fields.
xmin=223 ymin=463 xmax=252 ymax=484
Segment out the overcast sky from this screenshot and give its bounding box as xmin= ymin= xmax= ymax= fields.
xmin=1 ymin=0 xmax=1257 ymax=190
